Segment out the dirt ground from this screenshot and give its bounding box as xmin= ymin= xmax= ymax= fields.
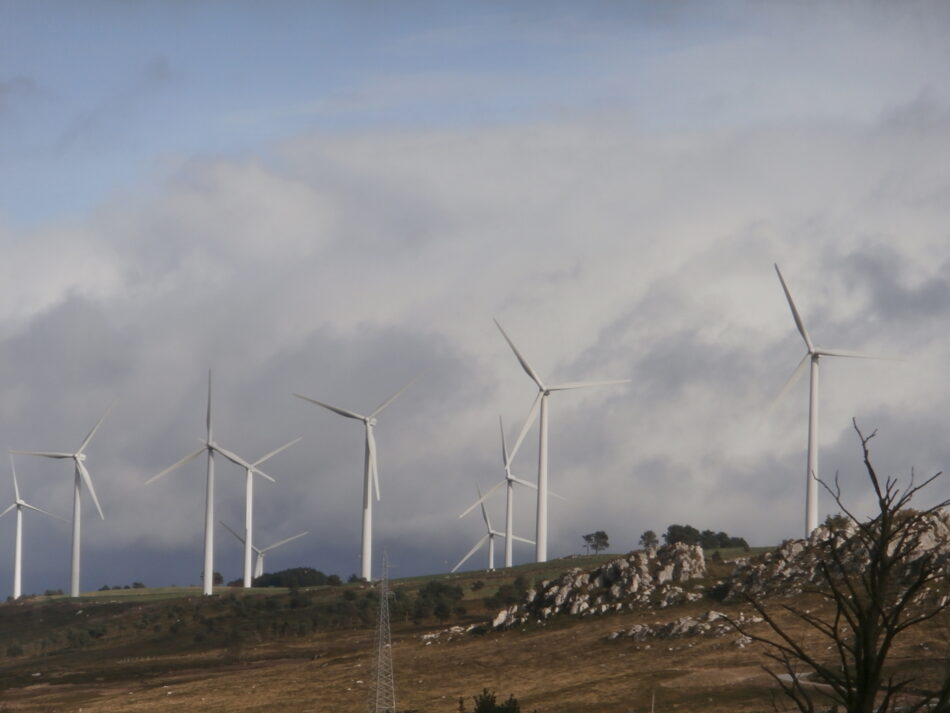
xmin=0 ymin=601 xmax=816 ymax=713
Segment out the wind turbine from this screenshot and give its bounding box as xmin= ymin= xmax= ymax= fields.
xmin=293 ymin=381 xmax=412 ymax=581
xmin=220 ymin=521 xmax=308 ymax=579
xmin=146 ymin=371 xmax=273 ymax=596
xmin=773 ymin=264 xmax=882 ymax=537
xmin=12 ymin=403 xmax=112 ymax=597
xmin=453 ymin=484 xmax=533 ymax=573
xmin=237 ymin=437 xmax=301 ymax=588
xmin=1 ymin=454 xmax=66 ymax=599
xmin=494 ymin=319 xmax=629 ymax=562
xmin=458 ymin=416 xmax=559 ymax=568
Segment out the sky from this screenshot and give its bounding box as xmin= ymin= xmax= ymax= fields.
xmin=1 ymin=0 xmax=949 ymax=594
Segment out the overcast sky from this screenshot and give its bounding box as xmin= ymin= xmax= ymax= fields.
xmin=1 ymin=1 xmax=949 ymax=594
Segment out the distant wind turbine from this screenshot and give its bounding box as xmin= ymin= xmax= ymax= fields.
xmin=294 ymin=380 xmax=412 ymax=581
xmin=459 ymin=416 xmax=562 ymax=568
xmin=220 ymin=521 xmax=308 ymax=579
xmin=237 ymin=437 xmax=301 ymax=588
xmin=146 ymin=371 xmax=273 ymax=596
xmin=12 ymin=403 xmax=113 ymax=597
xmin=772 ymin=264 xmax=886 ymax=536
xmin=453 ymin=483 xmax=533 ymax=573
xmin=494 ymin=319 xmax=629 ymax=562
xmin=1 ymin=454 xmax=66 ymax=599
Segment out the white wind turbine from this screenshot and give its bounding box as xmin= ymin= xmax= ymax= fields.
xmin=453 ymin=484 xmax=533 ymax=573
xmin=773 ymin=264 xmax=883 ymax=537
xmin=146 ymin=371 xmax=273 ymax=596
xmin=237 ymin=437 xmax=301 ymax=588
xmin=294 ymin=381 xmax=412 ymax=581
xmin=12 ymin=403 xmax=112 ymax=597
xmin=494 ymin=319 xmax=629 ymax=562
xmin=458 ymin=416 xmax=560 ymax=568
xmin=1 ymin=454 xmax=66 ymax=599
xmin=220 ymin=521 xmax=309 ymax=579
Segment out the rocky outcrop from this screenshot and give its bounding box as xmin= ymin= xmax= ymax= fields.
xmin=606 ymin=609 xmax=762 ymax=644
xmin=722 ymin=512 xmax=950 ymax=603
xmin=491 ymin=543 xmax=706 ymax=629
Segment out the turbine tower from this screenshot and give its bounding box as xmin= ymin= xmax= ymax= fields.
xmin=494 ymin=319 xmax=628 ymax=562
xmin=773 ymin=264 xmax=881 ymax=537
xmin=458 ymin=416 xmax=549 ymax=568
xmin=294 ymin=381 xmax=412 ymax=581
xmin=12 ymin=403 xmax=112 ymax=597
xmin=1 ymin=454 xmax=65 ymax=599
xmin=220 ymin=522 xmax=308 ymax=579
xmin=238 ymin=437 xmax=301 ymax=587
xmin=453 ymin=483 xmax=533 ymax=572
xmin=147 ymin=371 xmax=273 ymax=596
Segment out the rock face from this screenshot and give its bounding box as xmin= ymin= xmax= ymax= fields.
xmin=722 ymin=512 xmax=950 ymax=603
xmin=491 ymin=543 xmax=706 ymax=629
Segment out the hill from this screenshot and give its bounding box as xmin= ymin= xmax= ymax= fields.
xmin=0 ymin=541 xmax=946 ymax=713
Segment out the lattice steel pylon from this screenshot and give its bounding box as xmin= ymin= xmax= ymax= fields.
xmin=368 ymin=552 xmax=396 ymax=713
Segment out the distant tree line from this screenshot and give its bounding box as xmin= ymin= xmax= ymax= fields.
xmin=249 ymin=567 xmax=342 ymax=588
xmin=639 ymin=525 xmax=748 ymax=550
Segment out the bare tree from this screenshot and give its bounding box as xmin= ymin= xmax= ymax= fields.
xmin=736 ymin=421 xmax=950 ymax=713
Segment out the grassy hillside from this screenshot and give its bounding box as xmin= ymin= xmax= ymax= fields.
xmin=1 ymin=549 xmax=946 ymax=712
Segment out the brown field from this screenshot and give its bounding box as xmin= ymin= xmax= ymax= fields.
xmin=1 ymin=553 xmax=947 ymax=713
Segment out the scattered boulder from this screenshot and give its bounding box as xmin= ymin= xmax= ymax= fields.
xmin=606 ymin=609 xmax=762 ymax=642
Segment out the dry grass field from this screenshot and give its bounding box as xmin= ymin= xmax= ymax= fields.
xmin=1 ymin=552 xmax=947 ymax=713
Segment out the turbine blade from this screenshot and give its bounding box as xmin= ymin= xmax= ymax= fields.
xmin=509 ymin=475 xmax=537 ymax=490
xmin=452 ymin=535 xmax=489 ymax=573
xmin=367 ymin=427 xmax=380 ymax=501
xmin=774 ymin=264 xmax=815 ymax=353
xmin=494 ymin=319 xmax=546 ymax=390
xmin=9 ymin=453 xmax=20 ymax=501
xmin=499 ymin=416 xmax=511 ymax=467
xmin=206 ymin=369 xmax=213 ymax=443
xmin=214 ymin=444 xmax=275 ymax=482
xmin=509 ymin=392 xmax=542 ymax=463
xmin=219 ymin=520 xmax=245 ymax=545
xmin=767 ymin=352 xmax=810 ymax=414
xmin=10 ymin=450 xmax=74 ymax=458
xmin=78 ymin=401 xmax=115 ymax=454
xmin=548 ymin=379 xmax=630 ymax=391
xmin=145 ymin=446 xmax=205 ymax=485
xmin=370 ymin=379 xmax=415 ymax=418
xmin=458 ymin=480 xmax=505 ymax=519
xmin=816 ymin=348 xmax=898 ymax=361
xmin=549 ymin=488 xmax=568 ymax=502
xmin=510 ymin=534 xmax=535 ymax=545
xmin=293 ymin=393 xmax=365 ymax=421
xmin=261 ymin=531 xmax=308 ymax=552
xmin=252 ymin=436 xmax=303 ymax=467
xmin=477 ymin=488 xmax=494 ymax=532
xmin=0 ymin=503 xmax=15 ymax=518
xmin=76 ymin=460 xmax=104 ymax=520
xmin=22 ymin=502 xmax=68 ymax=522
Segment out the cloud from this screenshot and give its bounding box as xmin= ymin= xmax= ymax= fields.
xmin=3 ymin=6 xmax=950 ymax=591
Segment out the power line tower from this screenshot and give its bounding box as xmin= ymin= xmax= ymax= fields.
xmin=369 ymin=552 xmax=396 ymax=713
